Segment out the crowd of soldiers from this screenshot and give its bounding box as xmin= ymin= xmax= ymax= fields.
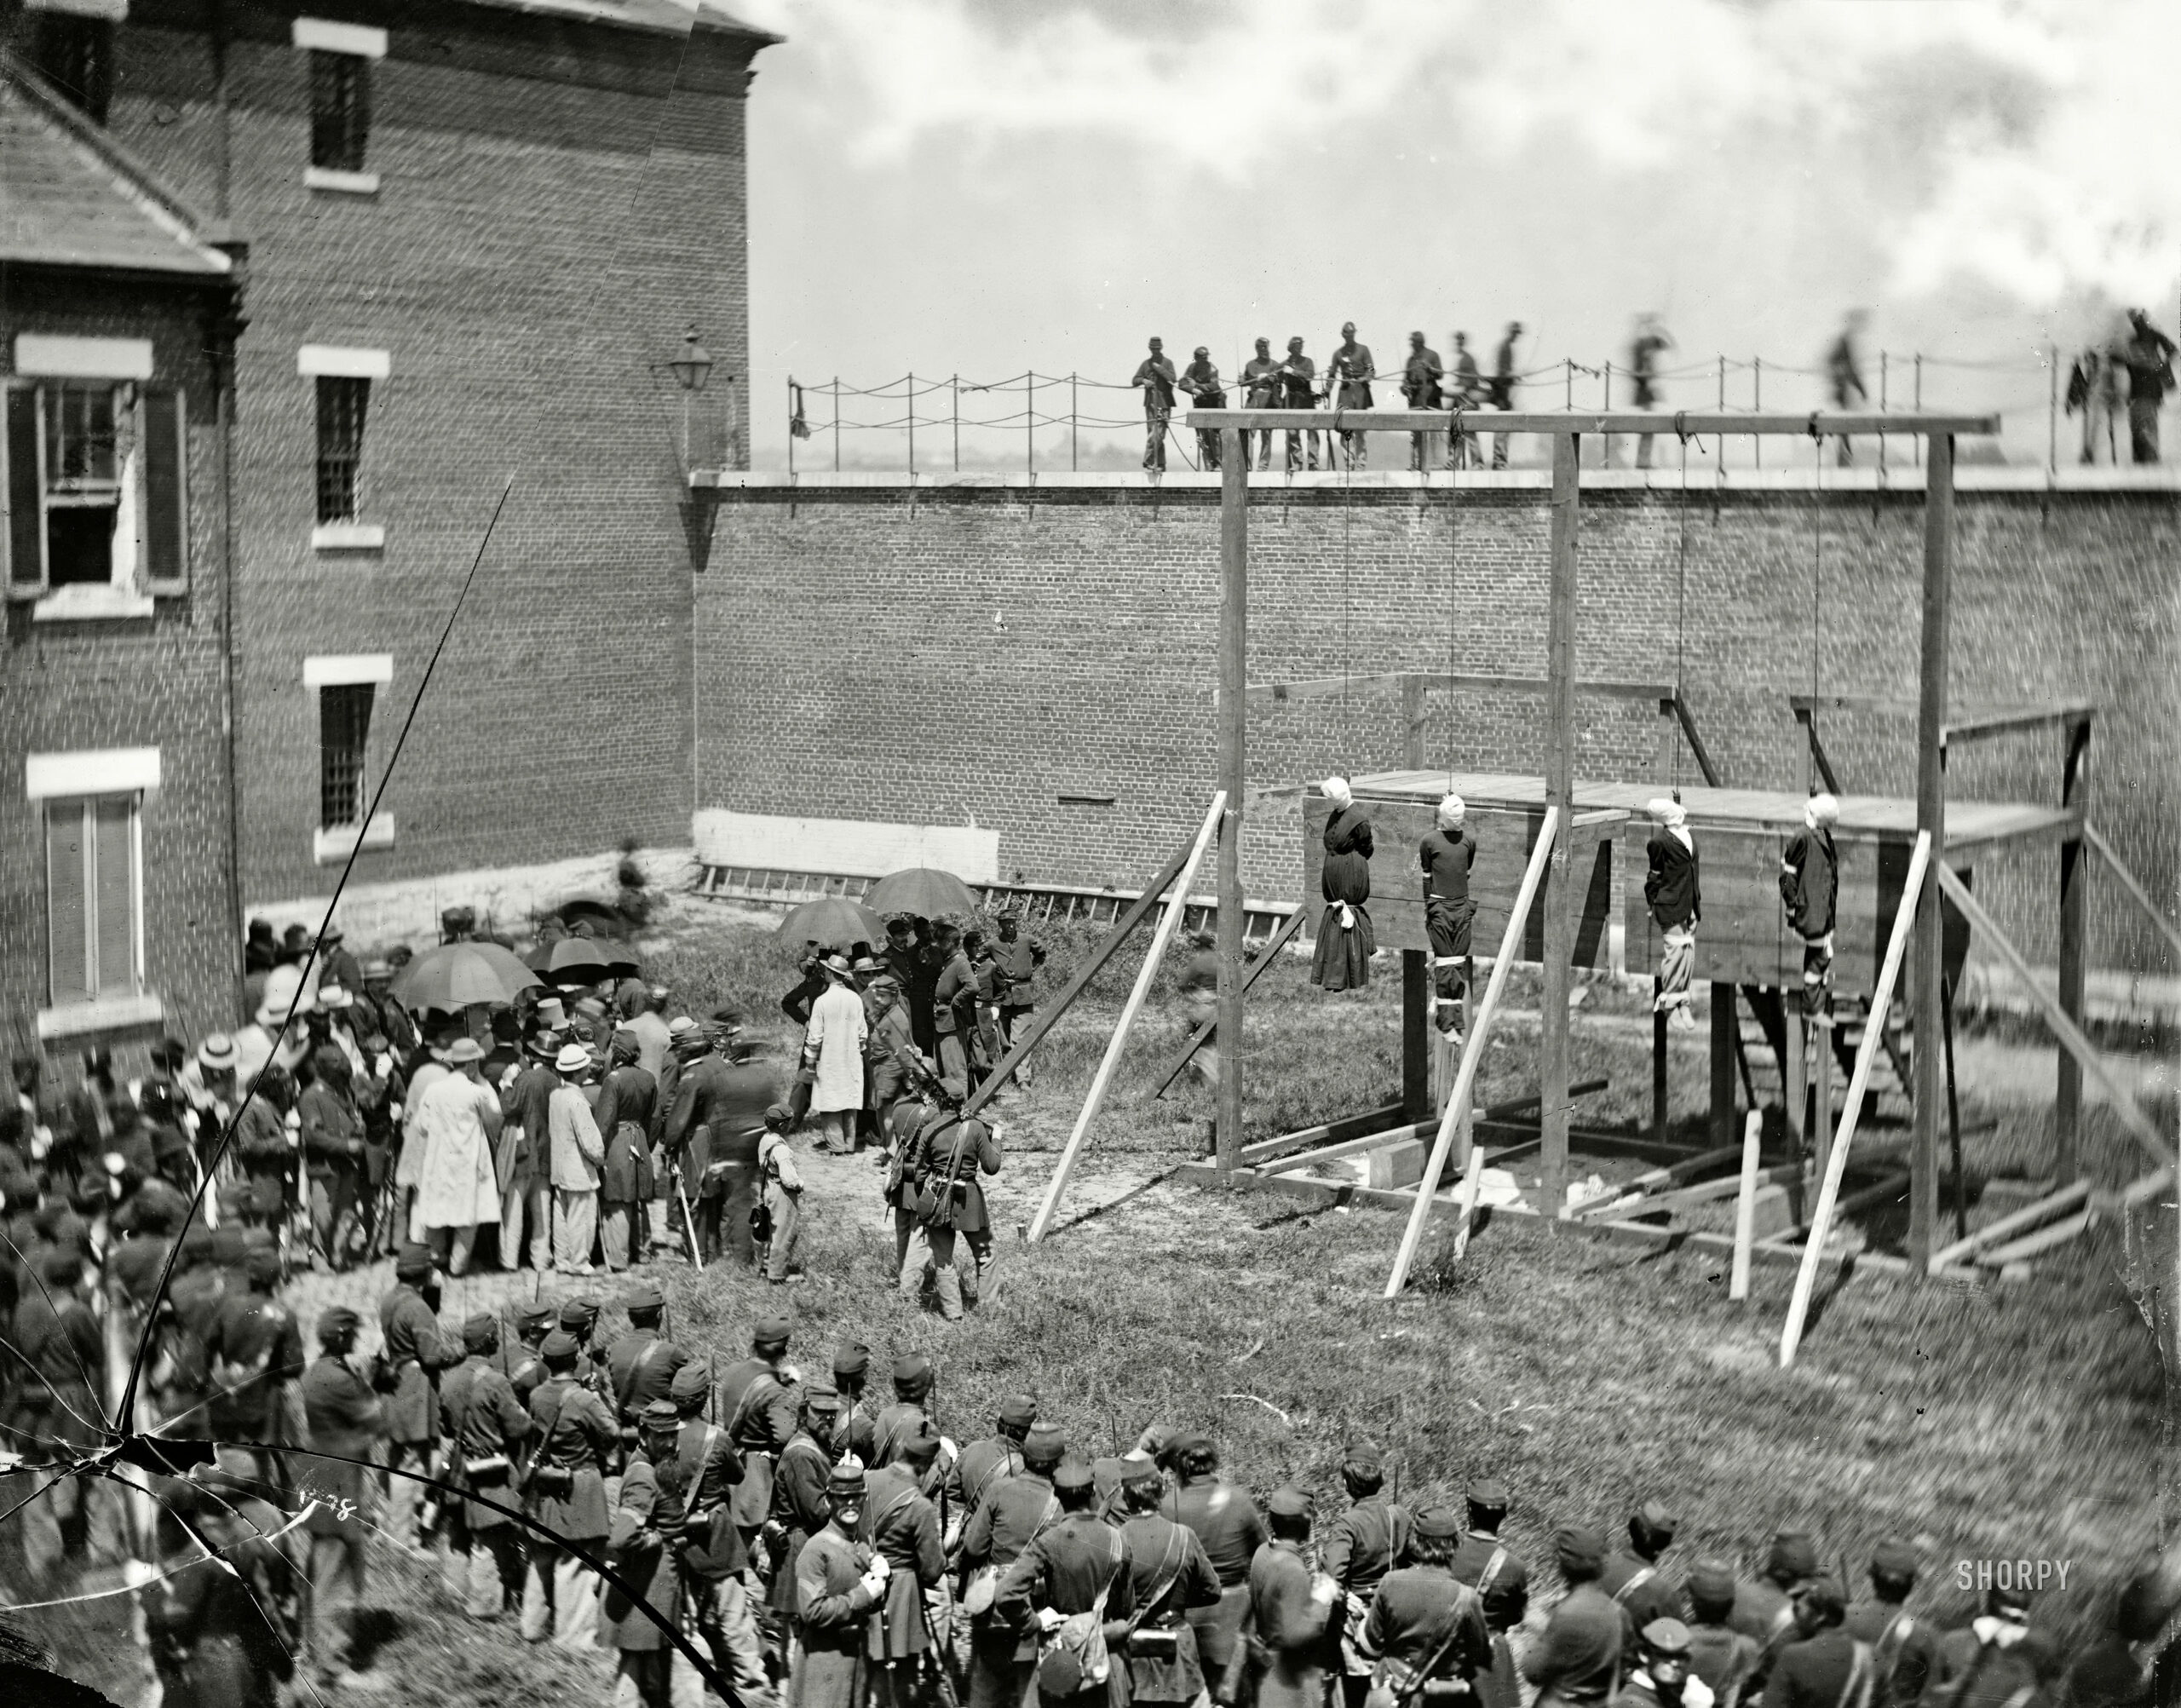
xmin=20 ymin=1272 xmax=2167 ymax=1708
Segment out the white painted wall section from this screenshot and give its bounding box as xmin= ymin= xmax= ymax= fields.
xmin=693 ymin=810 xmax=998 ymax=882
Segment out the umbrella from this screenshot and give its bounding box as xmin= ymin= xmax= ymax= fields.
xmin=392 ymin=942 xmax=543 ymax=1012
xmin=546 ymin=937 xmax=639 ymax=986
xmin=866 ymin=866 xmax=980 ymax=919
xmin=777 ymin=896 xmax=885 ymax=952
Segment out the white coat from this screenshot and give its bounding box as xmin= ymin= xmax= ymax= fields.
xmin=805 ymin=981 xmax=870 ymax=1115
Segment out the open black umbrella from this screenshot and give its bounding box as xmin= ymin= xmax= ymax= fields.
xmin=777 ymin=896 xmax=886 ymax=951
xmin=393 ymin=942 xmax=543 ymax=1012
xmin=866 ymin=866 xmax=979 ymax=919
xmin=545 ymin=936 xmax=638 ymax=986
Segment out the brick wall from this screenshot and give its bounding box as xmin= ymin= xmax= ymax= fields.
xmin=0 ymin=278 xmax=240 ymax=1055
xmin=694 ymin=478 xmax=2180 ymax=979
xmin=106 ymin=1 xmax=765 ymax=915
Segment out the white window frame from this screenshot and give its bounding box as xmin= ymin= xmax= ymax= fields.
xmin=24 ymin=0 xmax=129 ymax=19
xmin=309 ymin=664 xmax=395 ymax=863
xmin=300 ymin=348 xmax=388 ymax=549
xmin=292 ymin=16 xmax=386 ymax=57
xmin=27 ymin=750 xmax=161 ymax=1037
xmin=10 ymin=377 xmax=155 ymax=620
xmin=37 ymin=789 xmax=156 ymax=1034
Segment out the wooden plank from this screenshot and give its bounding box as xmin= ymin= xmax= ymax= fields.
xmin=1626 ymin=1163 xmax=1803 ymax=1222
xmin=1575 ymin=1141 xmax=1748 ymax=1219
xmin=1188 ymin=409 xmax=2001 ymax=436
xmin=1761 ymin=1172 xmax=1912 ymax=1249
xmin=1263 ymin=1119 xmax=1436 ymax=1176
xmin=1217 ymin=434 xmax=1247 ymax=1177
xmin=1539 ymin=432 xmax=1581 ymax=1228
xmin=2085 ymin=824 xmax=2181 ymax=970
xmin=1408 ymin=673 xmax=1676 ymax=704
xmin=1729 ymin=1111 xmax=1764 ymax=1300
xmin=1247 ymin=671 xmax=1413 ymax=705
xmin=1932 ymin=861 xmax=2177 ymax=1170
xmin=1240 ymin=1102 xmax=1408 ymax=1166
xmin=1977 ymin=1207 xmax=2094 ymax=1268
xmin=1385 ymin=806 xmax=1559 ymax=1296
xmin=1925 ymin=1179 xmax=2093 ymax=1270
xmin=1030 ymin=792 xmax=1225 ymax=1239
xmin=1672 ymin=694 xmax=1724 ymax=788
xmin=1783 ymin=831 xmax=1931 ymax=1366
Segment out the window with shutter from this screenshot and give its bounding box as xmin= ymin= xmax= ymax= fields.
xmin=4 ymin=383 xmax=46 ymax=596
xmin=43 ymin=793 xmax=142 ymax=1009
xmin=142 ymin=387 xmax=188 ymax=593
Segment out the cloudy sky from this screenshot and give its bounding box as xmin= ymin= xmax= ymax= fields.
xmin=720 ymin=0 xmax=2179 ymax=467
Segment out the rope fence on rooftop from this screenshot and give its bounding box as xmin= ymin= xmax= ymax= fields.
xmin=774 ymin=348 xmax=2120 ymax=477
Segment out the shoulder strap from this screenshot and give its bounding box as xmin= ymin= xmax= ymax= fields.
xmin=537 ymin=1382 xmax=573 ymax=1464
xmin=1869 ymin=1612 xmax=1915 ymax=1694
xmin=1028 ymin=1489 xmax=1062 ymax=1540
xmin=1614 ymin=1567 xmax=1657 ymax=1605
xmin=1477 ymin=1547 xmax=1508 ymax=1596
xmin=1837 ymin=1641 xmax=1875 ymax=1708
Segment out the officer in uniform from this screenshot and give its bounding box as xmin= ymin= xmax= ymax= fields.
xmin=1355 ymin=1506 xmax=1493 ymax=1705
xmin=1164 ymin=1435 xmax=1269 ymax=1688
xmin=1600 ymin=1501 xmax=1685 ymax=1641
xmin=992 ymin=913 xmax=1046 ymax=1083
xmin=832 ymin=1341 xmax=878 ymax=1463
xmin=872 ymin=1352 xmax=935 ymax=1466
xmin=603 ymin=1397 xmax=693 ymax=1708
xmin=298 ymin=1305 xmax=379 ymax=1685
xmin=719 ymin=1314 xmax=803 ymax=1552
xmin=1684 ymin=1558 xmax=1762 ymax=1708
xmin=1612 ymin=1618 xmax=1712 ymax=1708
xmin=1115 ymin=1456 xmax=1222 ymax=1708
xmin=607 ymin=1281 xmax=690 ymax=1455
xmin=440 ymin=1312 xmax=532 ymax=1619
xmin=499 ymin=1300 xmax=556 ymax=1403
xmin=996 ymin=1459 xmax=1137 ymax=1708
xmin=520 ymin=1328 xmax=619 ymax=1649
xmin=794 ymin=1455 xmax=892 ymax=1708
xmin=1247 ymin=1486 xmax=1339 ymax=1708
xmin=1762 ymin=1578 xmax=1866 ymax=1708
xmin=1843 ymin=1540 xmax=1944 ymax=1708
xmin=663 ymin=1360 xmax=772 ymax=1700
xmin=862 ymin=1423 xmax=950 ymax=1705
xmin=959 ymin=1419 xmax=1069 ymax=1708
xmin=1321 ymin=1442 xmax=1413 ymax=1707
xmin=900 ymin=1081 xmax=1003 ymax=1319
xmin=378 ymin=1243 xmax=458 ymax=1552
xmin=1523 ymin=1527 xmax=1624 ymax=1708
xmin=665 ymin=1012 xmax=778 ymax=1268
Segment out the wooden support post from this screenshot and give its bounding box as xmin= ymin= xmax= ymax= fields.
xmin=1814 ymin=1015 xmax=1833 ymax=1166
xmin=1933 ymin=862 xmax=2176 ymax=1170
xmin=2057 ymin=717 xmax=2090 ymax=1182
xmin=1402 ymin=676 xmax=1433 ymax=1122
xmin=1384 ymin=808 xmax=1559 ymax=1296
xmin=1908 ymin=433 xmax=1954 ymax=1276
xmin=1781 ymin=831 xmax=1931 ymax=1367
xmin=1730 ymin=1110 xmax=1764 ymax=1301
xmin=1216 ymin=428 xmax=1247 ymax=1177
xmin=1710 ymin=982 xmax=1737 ymax=1151
xmin=1785 ymin=1008 xmax=1808 ymax=1165
xmin=1942 ymin=975 xmax=1967 ymax=1241
xmin=1030 ymin=792 xmax=1225 ymax=1240
xmin=1540 ymin=433 xmax=1581 ymax=1225
xmin=1652 ymin=1009 xmax=1668 ymax=1145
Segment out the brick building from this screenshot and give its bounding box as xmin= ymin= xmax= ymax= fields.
xmin=1 ymin=53 xmax=245 ymax=1058
xmin=8 ymin=0 xmax=777 ymax=943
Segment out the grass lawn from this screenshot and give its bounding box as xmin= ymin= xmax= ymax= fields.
xmin=16 ymin=903 xmax=2168 ymax=1704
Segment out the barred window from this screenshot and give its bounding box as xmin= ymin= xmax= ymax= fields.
xmin=31 ymin=14 xmax=115 ymax=124
xmin=315 ymin=376 xmax=369 ymax=524
xmin=319 ymin=682 xmax=376 ymax=829
xmin=309 ymin=49 xmax=371 ymax=172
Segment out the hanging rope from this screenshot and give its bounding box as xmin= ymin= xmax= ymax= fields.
xmin=1810 ymin=412 xmax=1824 ymax=797
xmin=1447 ymin=416 xmax=1463 ymax=791
xmin=1339 ymin=417 xmax=1355 ymax=768
xmin=1673 ymin=414 xmax=1691 ymax=791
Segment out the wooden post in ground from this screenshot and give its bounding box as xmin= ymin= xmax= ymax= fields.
xmin=1539 ymin=433 xmax=1581 ymax=1223
xmin=1785 ymin=1009 xmax=1807 ymax=1166
xmin=1781 ymin=831 xmax=1932 ymax=1366
xmin=1030 ymin=791 xmax=1226 ymax=1241
xmin=1942 ymin=975 xmax=1967 ymax=1240
xmin=1653 ymin=1009 xmax=1668 ymax=1144
xmin=1384 ymin=808 xmax=1559 ymax=1296
xmin=1908 ymin=433 xmax=1954 ymax=1276
xmin=1216 ymin=428 xmax=1247 ymax=1178
xmin=1710 ymin=984 xmax=1737 ymax=1151
xmin=2056 ymin=716 xmax=2090 ymax=1182
xmin=1729 ymin=1109 xmax=1764 ymax=1301
xmin=1402 ymin=674 xmax=1434 ymax=1123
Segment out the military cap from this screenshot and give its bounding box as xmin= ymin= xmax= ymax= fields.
xmin=1466 ymin=1479 xmax=1510 ymax=1510
xmin=245 ymin=1245 xmax=282 ymax=1283
xmin=828 ymin=1455 xmax=869 ymax=1499
xmin=998 ymin=1393 xmax=1039 ymax=1429
xmin=670 ymin=1364 xmax=712 ymax=1407
xmin=764 ymin=1102 xmax=795 ymax=1128
xmin=893 ymin=1353 xmax=932 ymax=1393
xmin=1343 ymin=1442 xmax=1384 ymax=1474
xmin=318 ymin=1305 xmax=362 ymax=1344
xmin=624 ymin=1281 xmax=665 ymax=1312
xmin=1267 ymin=1486 xmax=1313 ymax=1521
xmin=1767 ymin=1530 xmax=1820 ymax=1579
xmin=1169 ymin=1432 xmax=1214 ymax=1463
xmin=462 ymin=1313 xmax=500 ymax=1354
xmin=1022 ymin=1421 xmax=1067 ymax=1466
xmin=1053 ymin=1461 xmax=1096 ymax=1495
xmin=1413 ymin=1507 xmax=1462 ymax=1542
xmin=1870 ymin=1539 xmax=1919 ymax=1579
xmin=901 ymin=1424 xmax=944 ymax=1465
xmin=1121 ymin=1455 xmax=1164 ymax=1488
xmin=560 ymin=1298 xmax=601 ymax=1330
xmin=804 ymin=1381 xmax=844 ymax=1415
xmin=1685 ymin=1558 xmax=1739 ymax=1605
xmin=1795 ymin=1577 xmax=1847 ymax=1622
xmin=1554 ymin=1526 xmax=1607 ymax=1574
xmin=40 ymin=1247 xmax=85 ymax=1285
xmin=1635 ymin=1499 xmax=1681 ymax=1539
xmin=394 ymin=1243 xmax=436 ymax=1280
xmin=753 ymin=1314 xmax=791 ymax=1349
xmin=1640 ymin=1619 xmax=1693 ymax=1657
xmin=832 ymin=1343 xmax=872 ymax=1378
xmin=516 ymin=1302 xmax=555 ymax=1331
xmin=541 ymin=1331 xmax=580 ymax=1362
xmin=640 ymin=1398 xmax=682 ymax=1429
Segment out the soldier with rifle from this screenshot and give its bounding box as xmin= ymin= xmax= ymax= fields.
xmin=1355 ymin=1507 xmax=1494 ymax=1708
xmin=898 ymin=1078 xmax=1003 ymax=1320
